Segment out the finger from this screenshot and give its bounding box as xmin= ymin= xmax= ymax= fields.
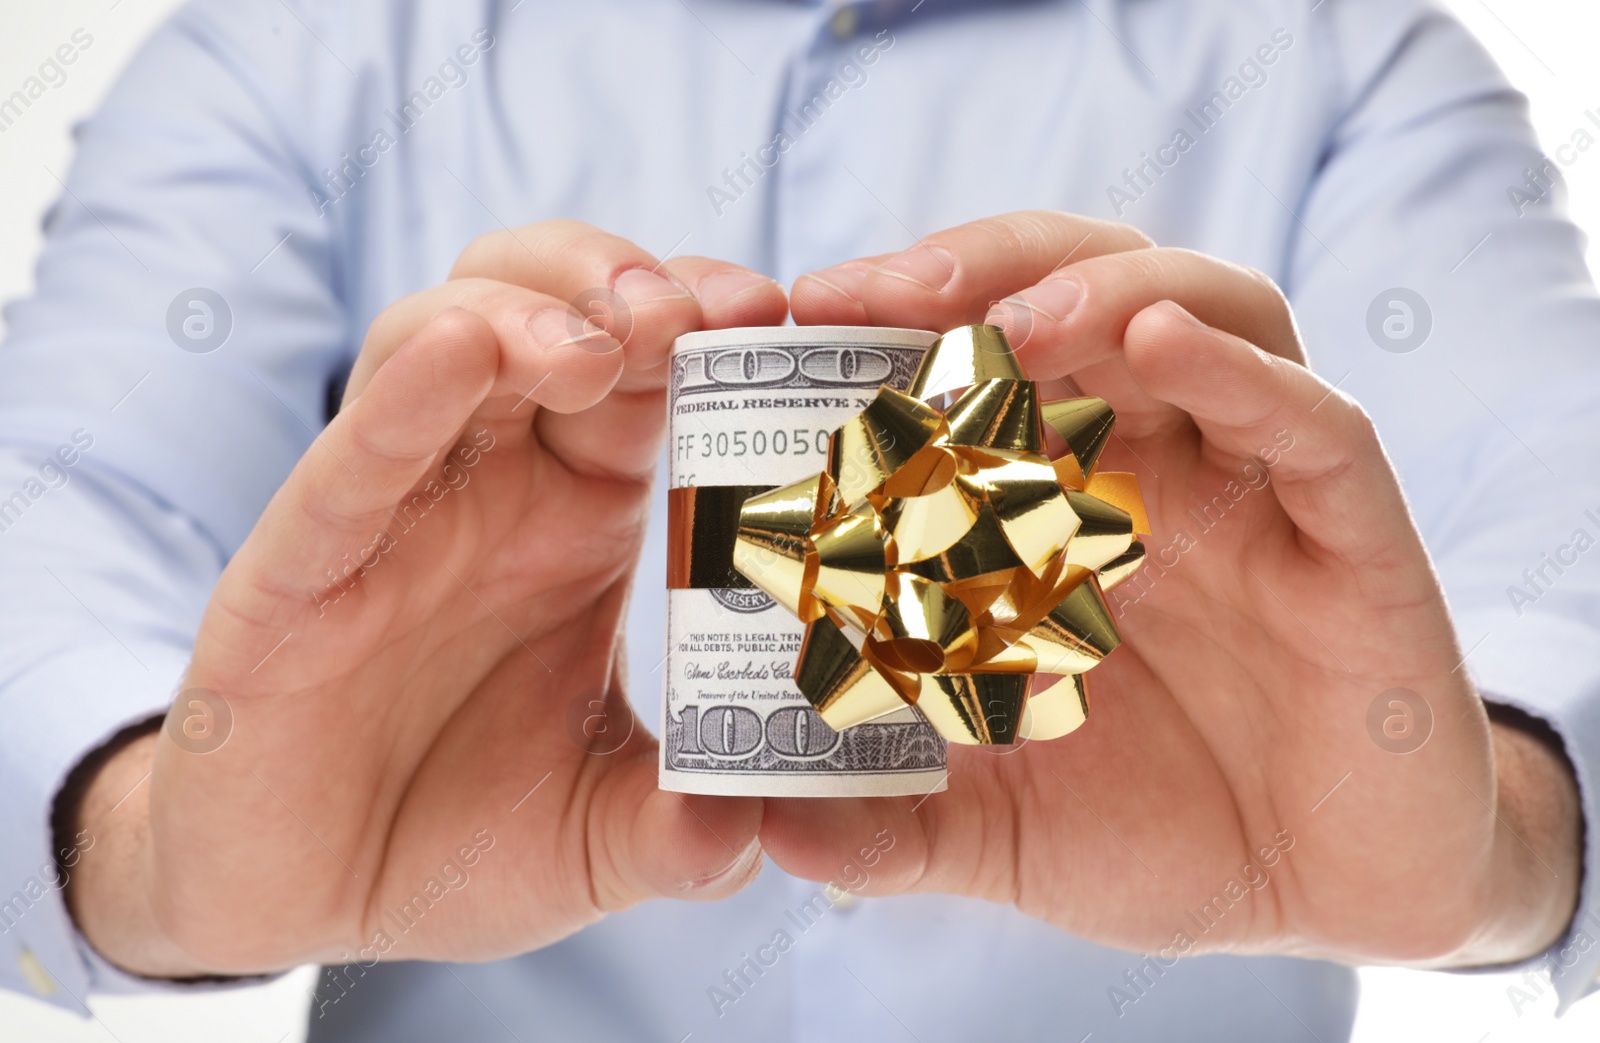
xmin=1003 ymin=246 xmax=1302 ymax=369
xmin=760 ymin=753 xmax=1019 ymax=902
xmin=450 ymin=220 xmax=703 ymax=377
xmin=592 ymin=750 xmax=765 ymax=907
xmin=760 ymin=791 xmax=931 ymax=898
xmin=535 ymin=258 xmax=787 ymax=478
xmin=659 ymin=255 xmax=789 ymax=330
xmin=1125 ymin=301 xmax=1422 ymax=571
xmin=789 ymin=252 xmax=895 ymax=325
xmin=232 ymin=308 xmax=500 ymax=611
xmin=792 ymin=211 xmax=1153 ymax=329
xmin=450 ymin=219 xmax=687 ymax=303
xmin=535 ymin=383 xmax=671 ymax=480
xmin=349 ymin=279 xmax=624 ymax=415
xmin=987 ymin=247 xmax=1302 ymax=438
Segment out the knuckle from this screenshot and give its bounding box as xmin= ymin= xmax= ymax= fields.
xmin=424 ymin=304 xmax=494 ymax=345
xmin=1120 ymin=224 xmax=1157 ymax=250
xmin=1237 ymin=261 xmax=1281 ymax=294
xmin=367 ymin=283 xmax=508 ymax=356
xmin=450 ymin=228 xmax=519 ymax=278
xmin=448 ymin=236 xmax=491 ymax=278
xmin=991 ymin=210 xmax=1062 ymax=256
xmin=1342 ymin=398 xmax=1381 ymax=444
xmin=1111 ymin=246 xmax=1173 ymax=287
xmin=450 ymin=220 xmax=599 ymax=278
xmin=362 ymin=294 xmax=416 ymax=348
xmin=1047 ymin=210 xmax=1155 ymax=253
xmin=1023 ymin=209 xmax=1156 ymax=255
xmin=1086 ymin=212 xmax=1156 ymax=251
xmin=1240 ymin=262 xmax=1293 ymax=317
xmin=516 ymin=218 xmax=595 ymax=253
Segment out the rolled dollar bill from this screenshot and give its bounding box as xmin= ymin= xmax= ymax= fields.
xmin=661 ymin=326 xmax=949 ymax=797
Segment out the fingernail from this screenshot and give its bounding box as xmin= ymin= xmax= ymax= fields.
xmin=530 ymin=308 xmax=617 ymax=354
xmin=684 ymin=835 xmax=763 ymax=891
xmin=1022 ymin=277 xmax=1082 ymax=322
xmin=697 ymin=270 xmax=779 ymax=310
xmin=803 ymin=265 xmax=868 ymax=302
xmin=613 ymin=267 xmax=690 ymax=306
xmin=875 ymin=245 xmax=955 ymax=293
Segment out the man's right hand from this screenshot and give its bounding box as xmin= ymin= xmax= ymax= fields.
xmin=66 ymin=222 xmax=787 ymax=977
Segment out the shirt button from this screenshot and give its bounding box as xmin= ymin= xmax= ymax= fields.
xmin=17 ymin=947 xmax=56 ymax=997
xmin=830 ymin=5 xmax=859 ymax=40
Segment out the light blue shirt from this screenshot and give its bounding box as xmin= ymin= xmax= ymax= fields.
xmin=4 ymin=0 xmax=1600 ymax=1039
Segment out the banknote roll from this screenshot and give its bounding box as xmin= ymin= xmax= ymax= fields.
xmin=660 ymin=326 xmax=949 ymax=797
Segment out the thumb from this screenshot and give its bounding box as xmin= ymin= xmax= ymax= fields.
xmin=588 ymin=749 xmax=765 ymax=908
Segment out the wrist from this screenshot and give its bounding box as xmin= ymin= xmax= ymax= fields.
xmin=62 ymin=727 xmax=216 ymax=979
xmin=1442 ymin=709 xmax=1583 ymax=968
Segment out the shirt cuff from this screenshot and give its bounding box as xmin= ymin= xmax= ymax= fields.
xmin=0 ymin=640 xmax=200 ymax=1012
xmin=1456 ymin=608 xmax=1600 ymax=1014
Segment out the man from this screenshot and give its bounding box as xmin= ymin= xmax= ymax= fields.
xmin=2 ymin=0 xmax=1597 ymax=1040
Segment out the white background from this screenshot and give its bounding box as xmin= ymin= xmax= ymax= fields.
xmin=1 ymin=1 xmax=1598 ymax=1040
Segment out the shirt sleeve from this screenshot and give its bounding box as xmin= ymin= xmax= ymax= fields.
xmin=1293 ymin=1 xmax=1600 ymax=1012
xmin=0 ymin=3 xmax=346 ymax=1012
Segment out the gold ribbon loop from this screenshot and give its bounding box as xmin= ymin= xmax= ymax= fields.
xmin=1042 ymin=397 xmax=1116 ymax=479
xmin=918 ymin=673 xmax=1030 ymax=746
xmin=828 ymin=386 xmax=947 ymax=508
xmin=794 ymin=612 xmax=911 ymax=731
xmin=724 ymin=324 xmax=1150 ymax=746
xmin=907 ymin=324 xmax=1027 ymax=400
xmin=944 ymin=379 xmax=1042 ymax=452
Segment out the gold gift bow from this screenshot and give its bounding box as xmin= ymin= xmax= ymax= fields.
xmin=729 ymin=324 xmax=1150 ymax=746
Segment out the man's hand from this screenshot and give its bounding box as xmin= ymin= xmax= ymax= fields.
xmin=765 ymin=211 xmax=1582 ymax=967
xmin=67 ymin=222 xmax=788 ymax=976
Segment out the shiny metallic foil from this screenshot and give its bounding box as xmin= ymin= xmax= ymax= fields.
xmin=706 ymin=324 xmax=1151 ymax=746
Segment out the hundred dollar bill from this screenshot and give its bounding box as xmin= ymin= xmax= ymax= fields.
xmin=660 ymin=326 xmax=949 ymax=797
